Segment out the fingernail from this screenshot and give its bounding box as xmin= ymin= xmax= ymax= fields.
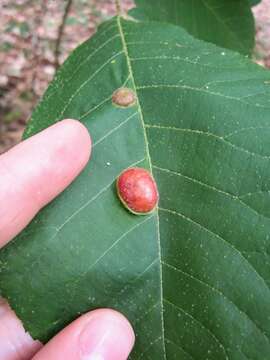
xmin=79 ymin=309 xmax=135 ymax=360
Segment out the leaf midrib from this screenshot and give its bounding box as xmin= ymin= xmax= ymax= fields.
xmin=116 ymin=15 xmax=167 ymax=358
xmin=116 ymin=13 xmax=270 ymax=356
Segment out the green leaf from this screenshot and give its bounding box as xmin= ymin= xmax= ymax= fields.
xmin=1 ymin=16 xmax=270 ymax=359
xmin=249 ymin=0 xmax=261 ymax=6
xmin=130 ymin=0 xmax=255 ymax=56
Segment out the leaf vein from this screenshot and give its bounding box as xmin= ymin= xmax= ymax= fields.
xmin=93 ymin=112 xmax=138 ymax=147
xmin=79 ymin=75 xmax=131 ymax=120
xmin=57 ymin=50 xmax=124 ymax=120
xmin=117 ymin=15 xmax=167 ymax=358
xmin=159 ymin=207 xmax=270 ymax=343
xmin=201 ymin=0 xmax=245 ymax=51
xmin=131 ymin=55 xmax=228 ymax=69
xmin=164 ymin=260 xmax=269 ymax=352
xmin=164 ymin=298 xmax=229 ymax=359
xmin=116 ymin=258 xmax=159 ymax=301
xmin=134 ymin=300 xmax=160 ymax=325
xmin=164 ymin=338 xmax=195 ymax=360
xmin=145 ymin=123 xmax=270 ymax=160
xmin=153 ymin=165 xmax=270 ymax=221
xmin=137 ymin=84 xmax=270 ymax=109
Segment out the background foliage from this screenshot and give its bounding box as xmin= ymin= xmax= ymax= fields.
xmin=131 ymin=0 xmax=255 ymax=56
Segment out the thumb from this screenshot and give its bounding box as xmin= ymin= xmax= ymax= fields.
xmin=32 ymin=309 xmax=135 ymax=360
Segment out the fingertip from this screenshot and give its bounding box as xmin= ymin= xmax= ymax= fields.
xmin=0 ymin=299 xmax=42 ymax=360
xmin=0 ymin=301 xmax=134 ymax=360
xmin=0 ymin=118 xmax=92 ymax=247
xmin=45 ymin=119 xmax=92 ymax=175
xmin=34 ymin=119 xmax=91 ymax=204
xmin=33 ymin=308 xmax=135 ymax=360
xmin=97 ymin=308 xmax=135 ymax=344
xmin=79 ymin=308 xmax=135 ymax=354
xmin=57 ymin=119 xmax=92 ymax=163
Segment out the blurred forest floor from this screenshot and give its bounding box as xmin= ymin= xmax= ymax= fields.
xmin=0 ymin=0 xmax=269 ymax=154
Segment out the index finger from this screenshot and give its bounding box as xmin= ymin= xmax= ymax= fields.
xmin=0 ymin=119 xmax=91 ymax=248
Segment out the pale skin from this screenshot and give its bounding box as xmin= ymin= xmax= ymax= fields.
xmin=0 ymin=120 xmax=135 ymax=360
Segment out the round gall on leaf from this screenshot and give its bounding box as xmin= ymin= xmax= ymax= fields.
xmin=112 ymin=87 xmax=136 ymax=107
xmin=116 ymin=167 xmax=159 ymax=215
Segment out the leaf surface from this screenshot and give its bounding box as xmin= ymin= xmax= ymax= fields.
xmin=130 ymin=0 xmax=255 ymax=56
xmin=249 ymin=0 xmax=261 ymax=6
xmin=1 ymin=17 xmax=270 ymax=359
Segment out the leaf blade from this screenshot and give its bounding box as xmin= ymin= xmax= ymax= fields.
xmin=1 ymin=17 xmax=270 ymax=359
xmin=130 ymin=0 xmax=255 ymax=56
